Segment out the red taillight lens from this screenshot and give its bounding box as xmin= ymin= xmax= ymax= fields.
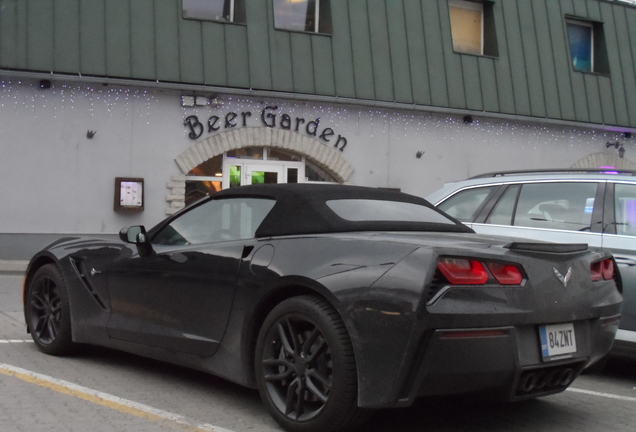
xmin=591 ymin=259 xmax=614 ymax=281
xmin=602 ymin=259 xmax=614 ymax=280
xmin=486 ymin=262 xmax=523 ymax=285
xmin=437 ymin=258 xmax=489 ymax=285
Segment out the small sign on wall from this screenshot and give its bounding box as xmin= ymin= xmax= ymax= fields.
xmin=114 ymin=178 xmax=144 ymax=212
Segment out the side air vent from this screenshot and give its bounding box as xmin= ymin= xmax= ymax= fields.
xmin=69 ymin=258 xmax=109 ymax=310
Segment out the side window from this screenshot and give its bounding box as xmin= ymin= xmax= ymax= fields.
xmin=486 ymin=185 xmax=519 ymax=225
xmin=182 ymin=0 xmax=246 ymax=23
xmin=614 ymin=184 xmax=636 ymax=237
xmin=152 ymin=198 xmax=276 ymax=246
xmin=513 ymin=183 xmax=598 ymax=231
xmin=437 ymin=186 xmax=496 ymax=222
xmin=273 ymin=0 xmax=332 ymax=34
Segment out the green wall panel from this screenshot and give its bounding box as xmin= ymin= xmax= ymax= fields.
xmin=54 ymin=0 xmax=80 ymax=73
xmin=478 ymin=58 xmax=499 ymax=112
xmin=246 ymin=0 xmax=271 ymax=90
xmin=403 ymin=0 xmax=431 ymax=105
xmin=622 ymin=8 xmax=636 ymax=125
xmin=202 ymin=22 xmax=227 ymax=86
xmin=532 ymin=0 xmax=561 ymax=119
xmin=518 ymin=0 xmax=546 ymax=117
xmin=291 ymin=33 xmax=315 ymax=94
xmin=267 ymin=0 xmax=294 ymax=93
xmin=583 ymin=0 xmax=605 ymax=124
xmin=348 ymin=0 xmax=375 ymax=100
xmin=0 ymin=0 xmax=17 ymax=67
xmin=386 ymin=0 xmax=413 ymax=103
xmin=421 ymin=0 xmax=448 ymax=107
xmin=502 ymin=0 xmax=531 ymax=116
xmin=154 ymin=0 xmax=180 ymax=82
xmin=330 ymin=0 xmax=356 ymax=98
xmin=572 ymin=0 xmax=588 ymax=17
xmin=27 ymin=0 xmax=54 ymax=71
xmin=560 ymin=0 xmax=589 ymax=122
xmin=130 ymin=0 xmax=156 ymax=80
xmin=178 ymin=18 xmax=204 ymax=84
xmin=105 ymin=0 xmax=132 ymax=78
xmin=437 ymin=0 xmax=466 ymax=109
xmin=461 ymin=56 xmax=483 ymax=111
xmin=600 ymin=2 xmax=626 ymax=125
xmin=80 ymin=0 xmax=106 ymax=76
xmin=545 ymin=0 xmax=575 ymax=120
xmin=312 ymin=36 xmax=336 ymax=96
xmin=491 ymin=0 xmax=515 ymax=114
xmin=368 ymin=0 xmax=394 ymax=102
xmin=225 ymin=25 xmax=250 ymax=88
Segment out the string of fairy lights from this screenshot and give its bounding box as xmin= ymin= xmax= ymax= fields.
xmin=1 ymin=78 xmax=631 ymax=161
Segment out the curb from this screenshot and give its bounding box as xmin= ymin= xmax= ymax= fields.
xmin=0 ymin=260 xmax=29 ymax=273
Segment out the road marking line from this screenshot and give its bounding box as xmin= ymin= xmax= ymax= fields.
xmin=0 ymin=363 xmax=235 ymax=432
xmin=0 ymin=339 xmax=33 ymax=343
xmin=567 ymin=387 xmax=636 ymax=403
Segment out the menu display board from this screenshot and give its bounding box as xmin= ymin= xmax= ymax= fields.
xmin=114 ymin=178 xmax=144 ymax=212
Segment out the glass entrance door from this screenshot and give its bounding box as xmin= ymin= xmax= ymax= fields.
xmin=246 ymin=164 xmax=284 ymax=185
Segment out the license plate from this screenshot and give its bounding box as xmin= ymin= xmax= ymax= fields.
xmin=539 ymin=323 xmax=577 ymax=361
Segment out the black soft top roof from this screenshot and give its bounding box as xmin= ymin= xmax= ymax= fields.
xmin=209 ymin=184 xmax=474 ymax=237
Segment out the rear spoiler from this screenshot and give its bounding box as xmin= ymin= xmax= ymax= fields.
xmin=504 ymin=242 xmax=588 ymax=254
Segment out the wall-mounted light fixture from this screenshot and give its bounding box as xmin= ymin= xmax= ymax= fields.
xmin=606 ymin=141 xmax=626 ymax=158
xmin=416 ymin=151 xmax=425 ymax=159
xmin=463 ymin=115 xmax=473 ymax=124
xmin=87 ymin=130 xmax=97 ymax=139
xmin=619 ymin=147 xmax=626 ymax=158
xmin=39 ymin=79 xmax=51 ymax=89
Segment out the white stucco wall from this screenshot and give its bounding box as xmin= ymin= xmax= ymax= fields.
xmin=0 ymin=77 xmax=633 ymax=236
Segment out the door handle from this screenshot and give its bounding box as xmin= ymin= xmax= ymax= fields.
xmin=615 ymin=257 xmax=636 ymax=266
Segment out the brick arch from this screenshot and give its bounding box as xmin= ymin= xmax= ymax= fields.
xmin=165 ymin=127 xmax=354 ymax=214
xmin=571 ymin=151 xmax=636 ymax=170
xmin=175 ymin=127 xmax=354 ymax=181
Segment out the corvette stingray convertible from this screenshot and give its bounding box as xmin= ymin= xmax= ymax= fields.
xmin=24 ymin=184 xmax=621 ymax=432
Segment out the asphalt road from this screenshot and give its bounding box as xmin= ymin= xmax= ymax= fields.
xmin=2 ymin=273 xmax=636 ymax=432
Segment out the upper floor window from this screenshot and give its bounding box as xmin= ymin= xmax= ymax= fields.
xmin=183 ymin=0 xmax=246 ymax=24
xmin=566 ymin=18 xmax=609 ymax=74
xmin=448 ymin=0 xmax=498 ymax=57
xmin=273 ymin=0 xmax=332 ymax=34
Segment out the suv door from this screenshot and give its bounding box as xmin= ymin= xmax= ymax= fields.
xmin=602 ymin=182 xmax=636 ymax=354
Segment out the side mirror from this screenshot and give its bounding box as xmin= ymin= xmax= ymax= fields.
xmin=119 ymin=226 xmax=154 ymax=257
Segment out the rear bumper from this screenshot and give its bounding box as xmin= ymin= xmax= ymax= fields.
xmin=395 ymin=315 xmax=619 ymax=406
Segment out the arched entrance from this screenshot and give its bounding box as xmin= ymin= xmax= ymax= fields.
xmin=571 ymin=151 xmax=636 ymax=170
xmin=166 ymin=127 xmax=354 ymax=213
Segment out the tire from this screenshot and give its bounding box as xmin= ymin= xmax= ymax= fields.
xmin=25 ymin=264 xmax=75 ymax=356
xmin=255 ymin=296 xmax=372 ymax=432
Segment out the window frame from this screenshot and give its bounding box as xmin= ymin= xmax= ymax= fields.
xmin=565 ymin=19 xmax=595 ymax=73
xmin=448 ymin=0 xmax=484 ymax=56
xmin=182 ymin=0 xmax=246 ymax=25
xmin=272 ymin=0 xmax=332 ymax=35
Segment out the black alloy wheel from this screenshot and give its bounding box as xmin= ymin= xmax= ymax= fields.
xmin=256 ymin=296 xmax=371 ymax=432
xmin=26 ymin=264 xmax=75 ymax=355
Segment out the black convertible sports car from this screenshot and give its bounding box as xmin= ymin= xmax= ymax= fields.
xmin=24 ymin=184 xmax=621 ymax=432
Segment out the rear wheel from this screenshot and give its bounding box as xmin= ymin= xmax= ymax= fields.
xmin=255 ymin=296 xmax=371 ymax=432
xmin=25 ymin=264 xmax=75 ymax=355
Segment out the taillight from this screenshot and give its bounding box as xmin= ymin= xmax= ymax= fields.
xmin=591 ymin=259 xmax=614 ymax=282
xmin=436 ymin=258 xmax=489 ymax=285
xmin=486 ymin=262 xmax=524 ymax=285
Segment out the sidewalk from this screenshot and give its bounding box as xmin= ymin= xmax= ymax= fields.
xmin=0 ymin=260 xmax=28 ymax=273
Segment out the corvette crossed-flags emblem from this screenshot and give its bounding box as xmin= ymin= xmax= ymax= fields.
xmin=553 ymin=267 xmax=573 ymax=287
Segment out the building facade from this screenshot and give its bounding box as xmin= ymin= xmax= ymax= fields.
xmin=1 ymin=0 xmax=636 ymax=258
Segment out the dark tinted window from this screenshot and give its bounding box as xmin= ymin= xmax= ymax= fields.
xmin=486 ymin=185 xmax=519 ymax=225
xmin=512 ymin=182 xmax=597 ymax=231
xmin=437 ymin=186 xmax=496 ymax=222
xmin=183 ymin=0 xmax=246 ymax=23
xmin=326 ymin=199 xmax=455 ymax=224
xmin=153 ymin=198 xmax=275 ymax=246
xmin=615 ymin=184 xmax=636 ymax=237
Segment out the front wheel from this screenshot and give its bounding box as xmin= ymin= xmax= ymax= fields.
xmin=255 ymin=296 xmax=371 ymax=432
xmin=25 ymin=264 xmax=75 ymax=355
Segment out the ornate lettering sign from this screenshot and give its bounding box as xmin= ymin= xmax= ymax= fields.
xmin=183 ymin=106 xmax=347 ymax=151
